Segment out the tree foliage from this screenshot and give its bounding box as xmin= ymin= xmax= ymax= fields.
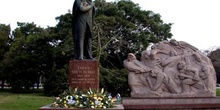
xmin=208 ymin=48 xmax=220 ymax=83
xmin=0 ymin=24 xmax=11 ymax=89
xmin=0 ymin=24 xmax=10 ymax=60
xmin=2 ymin=22 xmax=54 ymax=92
xmin=93 ymin=0 xmax=172 ymax=69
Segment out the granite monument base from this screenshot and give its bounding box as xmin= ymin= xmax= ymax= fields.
xmin=38 ymin=104 xmax=124 ymax=110
xmin=69 ymin=60 xmax=99 ymax=90
xmin=122 ymin=97 xmax=220 ymax=109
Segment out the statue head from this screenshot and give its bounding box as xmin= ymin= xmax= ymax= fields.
xmin=177 ymin=61 xmax=186 ymax=70
xmin=170 ymin=51 xmax=177 ymax=56
xmin=193 ymin=53 xmax=202 ymax=62
xmin=200 ymin=65 xmax=210 ymax=79
xmin=127 ymin=53 xmax=136 ymax=61
xmin=170 ymin=39 xmax=179 ymax=46
xmin=141 ymin=50 xmax=151 ymax=61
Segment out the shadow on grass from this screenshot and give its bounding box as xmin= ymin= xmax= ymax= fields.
xmin=0 ymin=88 xmax=48 ymax=97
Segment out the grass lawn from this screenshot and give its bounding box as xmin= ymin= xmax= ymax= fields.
xmin=0 ymin=88 xmax=219 ymax=110
xmin=0 ymin=91 xmax=53 ymax=110
xmin=217 ymin=88 xmax=220 ymax=96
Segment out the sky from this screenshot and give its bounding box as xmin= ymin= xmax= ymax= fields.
xmin=0 ymin=0 xmax=219 ymax=50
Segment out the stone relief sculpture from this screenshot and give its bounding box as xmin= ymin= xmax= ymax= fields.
xmin=124 ymin=39 xmax=216 ymax=98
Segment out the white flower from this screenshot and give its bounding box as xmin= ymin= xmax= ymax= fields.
xmin=101 ymin=88 xmax=104 ymax=94
xmin=87 ymin=91 xmax=91 ymax=94
xmin=89 ymin=88 xmax=93 ymax=94
xmin=55 ymin=97 xmax=60 ymax=100
xmin=66 ymin=95 xmax=73 ymax=100
xmin=79 ymin=104 xmax=83 ymax=107
xmin=95 ymin=100 xmax=101 ymax=105
xmin=67 ymin=100 xmax=75 ymax=104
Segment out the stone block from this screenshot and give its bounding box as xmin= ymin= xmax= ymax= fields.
xmin=69 ymin=60 xmax=99 ymax=90
xmin=122 ymin=97 xmax=220 ymax=109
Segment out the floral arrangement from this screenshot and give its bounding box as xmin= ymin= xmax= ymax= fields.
xmin=51 ymin=88 xmax=116 ymax=109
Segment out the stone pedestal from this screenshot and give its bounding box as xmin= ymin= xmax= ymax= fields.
xmin=69 ymin=60 xmax=99 ymax=90
xmin=122 ymin=97 xmax=220 ymax=109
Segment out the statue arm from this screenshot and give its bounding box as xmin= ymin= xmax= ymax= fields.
xmin=178 ymin=73 xmax=193 ymax=79
xmin=192 ymin=68 xmax=199 ymax=81
xmin=188 ymin=66 xmax=199 ymax=81
xmin=123 ymin=60 xmax=146 ymax=73
xmin=161 ymin=55 xmax=181 ymax=67
xmin=134 ymin=60 xmax=150 ymax=72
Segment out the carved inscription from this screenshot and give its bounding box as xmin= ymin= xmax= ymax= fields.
xmin=69 ymin=60 xmax=99 ymax=90
xmin=70 ymin=66 xmax=96 ymax=84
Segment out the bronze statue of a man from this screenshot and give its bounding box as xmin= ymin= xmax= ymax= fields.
xmin=72 ymin=0 xmax=95 ymax=60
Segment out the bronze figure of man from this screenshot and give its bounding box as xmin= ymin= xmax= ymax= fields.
xmin=72 ymin=0 xmax=95 ymax=60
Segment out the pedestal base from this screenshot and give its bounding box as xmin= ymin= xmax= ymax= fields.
xmin=122 ymin=97 xmax=220 ymax=109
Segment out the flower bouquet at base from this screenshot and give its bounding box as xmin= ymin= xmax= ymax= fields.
xmin=51 ymin=88 xmax=116 ymax=109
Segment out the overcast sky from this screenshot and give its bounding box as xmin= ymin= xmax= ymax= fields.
xmin=1 ymin=0 xmax=219 ymax=50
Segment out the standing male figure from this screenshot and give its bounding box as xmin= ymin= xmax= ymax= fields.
xmin=72 ymin=0 xmax=95 ymax=60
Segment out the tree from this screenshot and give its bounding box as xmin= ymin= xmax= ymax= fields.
xmin=0 ymin=24 xmax=10 ymax=60
xmin=44 ymin=66 xmax=68 ymax=96
xmin=93 ymin=0 xmax=172 ymax=69
xmin=0 ymin=24 xmax=11 ymax=89
xmin=208 ymin=48 xmax=220 ymax=84
xmin=3 ymin=22 xmax=54 ymax=92
xmin=42 ymin=13 xmax=73 ymax=95
xmin=2 ymin=20 xmax=71 ymax=94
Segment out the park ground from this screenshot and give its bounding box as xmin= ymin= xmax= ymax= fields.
xmin=0 ymin=89 xmax=220 ymax=110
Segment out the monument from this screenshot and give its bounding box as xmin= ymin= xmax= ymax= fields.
xmin=122 ymin=39 xmax=220 ymax=109
xmin=39 ymin=0 xmax=124 ymax=109
xmin=69 ymin=0 xmax=99 ymax=90
xmin=40 ymin=0 xmax=220 ymax=109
